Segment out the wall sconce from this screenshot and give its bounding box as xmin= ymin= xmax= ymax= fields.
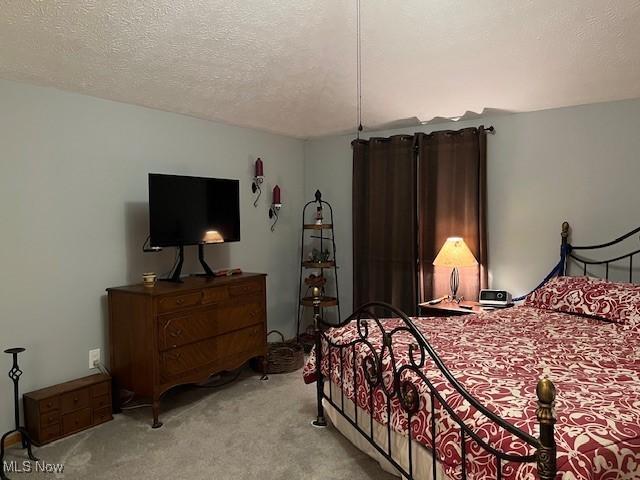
xmin=252 ymin=158 xmax=264 ymax=207
xmin=269 ymin=185 xmax=282 ymax=232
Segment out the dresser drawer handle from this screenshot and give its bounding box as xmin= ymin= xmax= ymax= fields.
xmin=169 ymin=329 xmax=183 ymax=338
xmin=176 ymin=298 xmax=185 ymax=305
xmin=73 ymin=397 xmax=79 ymax=403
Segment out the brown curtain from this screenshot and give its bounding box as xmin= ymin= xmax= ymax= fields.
xmin=416 ymin=127 xmax=488 ymax=302
xmin=352 ymin=135 xmax=418 ymax=315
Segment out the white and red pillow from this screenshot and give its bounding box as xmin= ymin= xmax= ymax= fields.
xmin=524 ymin=275 xmax=640 ymax=330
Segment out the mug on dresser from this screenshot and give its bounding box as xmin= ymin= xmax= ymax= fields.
xmin=143 ymin=272 xmax=157 ymax=287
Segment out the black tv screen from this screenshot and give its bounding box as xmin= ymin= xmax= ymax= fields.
xmin=149 ymin=173 xmax=240 ymax=247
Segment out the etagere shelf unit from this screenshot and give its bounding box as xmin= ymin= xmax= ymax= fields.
xmin=297 ymin=191 xmax=341 ymax=349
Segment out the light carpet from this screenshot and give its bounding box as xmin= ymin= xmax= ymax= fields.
xmin=3 ymin=369 xmax=396 ymax=479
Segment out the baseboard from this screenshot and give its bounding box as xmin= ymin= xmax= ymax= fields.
xmin=2 ymin=431 xmax=21 ymax=448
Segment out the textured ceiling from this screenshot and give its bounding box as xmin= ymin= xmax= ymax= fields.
xmin=1 ymin=1 xmax=640 ymax=138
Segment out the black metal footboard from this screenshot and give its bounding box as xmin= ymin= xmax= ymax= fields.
xmin=310 ymin=301 xmax=557 ymax=480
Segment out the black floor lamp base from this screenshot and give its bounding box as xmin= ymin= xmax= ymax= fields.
xmin=1 ymin=348 xmax=38 ymax=480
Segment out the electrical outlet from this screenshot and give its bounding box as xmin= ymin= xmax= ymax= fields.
xmin=89 ymin=348 xmax=101 ymax=369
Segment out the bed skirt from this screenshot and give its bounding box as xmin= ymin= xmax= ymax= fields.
xmin=323 ymin=382 xmax=446 ymax=480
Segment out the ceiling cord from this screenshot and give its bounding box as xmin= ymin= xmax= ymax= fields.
xmin=356 ymin=0 xmax=363 ymax=138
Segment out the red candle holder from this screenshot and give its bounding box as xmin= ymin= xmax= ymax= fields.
xmin=269 ymin=185 xmax=283 ymax=232
xmin=252 ymin=158 xmax=264 ymax=207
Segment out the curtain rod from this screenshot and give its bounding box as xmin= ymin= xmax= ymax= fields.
xmin=350 ymin=125 xmax=495 ymax=146
xmin=428 ymin=125 xmax=495 ymax=136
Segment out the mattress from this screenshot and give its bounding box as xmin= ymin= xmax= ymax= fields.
xmin=303 ymin=306 xmax=640 ymax=479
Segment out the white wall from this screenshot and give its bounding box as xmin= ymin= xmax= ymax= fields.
xmin=304 ymin=99 xmax=640 ymax=316
xmin=3 ymin=77 xmax=639 ymax=435
xmin=0 ymin=79 xmax=304 ymax=433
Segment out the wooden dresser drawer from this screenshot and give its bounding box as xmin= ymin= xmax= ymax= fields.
xmin=158 ymin=311 xmax=215 ymax=351
xmin=216 ymin=301 xmax=265 ymax=334
xmin=40 ymin=410 xmax=60 ymax=428
xmin=90 ymin=381 xmax=110 ymax=398
xmin=160 ymin=337 xmax=218 ymax=379
xmin=217 ymin=325 xmax=264 ymax=358
xmin=228 ymin=280 xmax=263 ymax=298
xmin=202 ymin=286 xmax=229 ymax=305
xmin=160 ymin=325 xmax=264 ymax=380
xmin=40 ymin=424 xmax=61 ymax=443
xmin=157 ymin=291 xmax=202 ymax=313
xmin=39 ymin=397 xmax=60 ymax=414
xmin=61 ymin=389 xmax=89 ymax=413
xmin=158 ymin=300 xmax=264 ymax=351
xmin=62 ymin=408 xmax=92 ymax=435
xmin=91 ymin=394 xmax=111 ymax=410
xmin=93 ymin=406 xmax=112 ymax=425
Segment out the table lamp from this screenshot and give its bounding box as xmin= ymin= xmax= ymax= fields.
xmin=433 ymin=237 xmax=478 ymax=302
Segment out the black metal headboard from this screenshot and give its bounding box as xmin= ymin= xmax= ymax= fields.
xmin=560 ymin=221 xmax=640 ymax=283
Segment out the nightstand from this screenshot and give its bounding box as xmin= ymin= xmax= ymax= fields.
xmin=418 ymin=300 xmax=483 ymax=317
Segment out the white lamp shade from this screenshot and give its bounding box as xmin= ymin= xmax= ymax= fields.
xmin=432 ymin=237 xmax=478 ymax=268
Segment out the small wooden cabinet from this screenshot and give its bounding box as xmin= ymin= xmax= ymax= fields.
xmin=23 ymin=373 xmax=113 ymax=446
xmin=107 ymin=273 xmax=267 ymax=428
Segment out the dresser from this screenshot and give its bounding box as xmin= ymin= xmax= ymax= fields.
xmin=23 ymin=373 xmax=113 ymax=445
xmin=107 ymin=273 xmax=267 ymax=428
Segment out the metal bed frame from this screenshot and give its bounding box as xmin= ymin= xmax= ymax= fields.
xmin=310 ymin=221 xmax=640 ymax=480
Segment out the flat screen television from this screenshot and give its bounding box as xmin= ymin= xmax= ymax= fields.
xmin=149 ymin=173 xmax=240 ymax=247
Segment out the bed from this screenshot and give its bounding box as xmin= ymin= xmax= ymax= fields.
xmin=303 ymin=222 xmax=640 ymax=479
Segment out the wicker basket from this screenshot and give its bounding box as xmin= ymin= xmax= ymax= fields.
xmin=263 ymin=330 xmax=305 ymax=374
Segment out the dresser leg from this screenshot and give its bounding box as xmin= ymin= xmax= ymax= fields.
xmin=151 ymin=400 xmax=163 ymax=429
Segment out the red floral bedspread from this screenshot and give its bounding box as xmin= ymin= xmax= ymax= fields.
xmin=303 ymin=306 xmax=640 ymax=479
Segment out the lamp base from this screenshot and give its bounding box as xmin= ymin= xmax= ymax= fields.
xmin=449 ymin=267 xmax=462 ymax=303
xmin=447 ymin=294 xmax=464 ymax=304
